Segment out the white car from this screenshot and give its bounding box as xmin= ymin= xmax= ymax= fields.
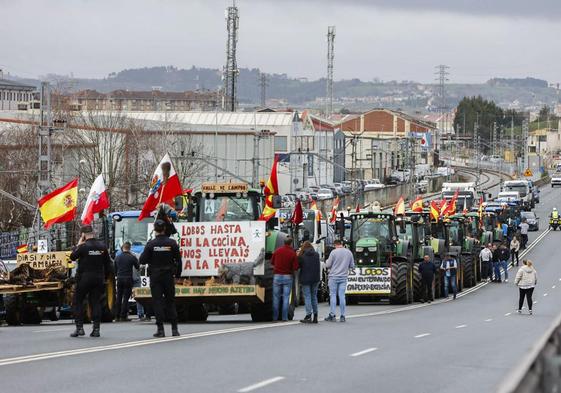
xmin=316 ymin=188 xmax=334 ymax=200
xmin=551 ymin=173 xmax=561 ymax=188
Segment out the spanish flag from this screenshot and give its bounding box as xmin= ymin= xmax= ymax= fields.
xmin=329 ymin=197 xmax=340 ymax=223
xmin=430 ymin=200 xmax=440 ymax=221
xmin=310 ymin=199 xmax=322 ymax=222
xmin=259 ymin=155 xmax=279 ymax=221
xmin=394 ymin=196 xmax=405 ymax=215
xmin=16 ymin=244 xmax=28 ymax=254
xmin=38 ymin=179 xmax=79 ymax=228
xmin=410 ymin=196 xmax=423 ymax=213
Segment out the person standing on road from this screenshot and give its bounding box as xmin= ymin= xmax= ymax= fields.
xmin=325 ymin=239 xmax=355 ymax=322
xmin=297 ymin=241 xmax=320 ymax=324
xmin=139 ymin=219 xmax=182 ymax=337
xmin=271 ymin=237 xmax=299 ymax=322
xmin=510 ymin=236 xmax=520 ymax=267
xmin=497 ymin=242 xmax=511 ymax=283
xmin=441 ymin=254 xmax=458 ymax=299
xmin=479 ymin=243 xmax=493 ymax=282
xmin=418 ymin=255 xmax=437 ymax=303
xmin=492 ymin=244 xmax=500 ymax=282
xmin=114 ymin=242 xmax=140 ymax=322
xmin=519 ymin=219 xmax=529 ymax=250
xmin=515 ymin=260 xmax=537 ymax=315
xmin=69 ymin=225 xmax=113 ymax=338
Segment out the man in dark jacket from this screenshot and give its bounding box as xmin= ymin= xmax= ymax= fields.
xmin=497 ymin=242 xmax=511 ymax=283
xmin=69 ymin=225 xmax=113 ymax=338
xmin=418 ymin=255 xmax=437 ymax=303
xmin=139 ymin=220 xmax=182 ymax=337
xmin=271 ymin=237 xmax=299 ymax=321
xmin=298 ymin=242 xmax=321 ymax=323
xmin=114 ymin=241 xmax=140 ymax=321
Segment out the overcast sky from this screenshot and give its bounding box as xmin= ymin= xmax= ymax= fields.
xmin=1 ymin=0 xmax=560 ymax=83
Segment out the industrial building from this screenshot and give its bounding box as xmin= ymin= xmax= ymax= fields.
xmin=0 ymin=76 xmax=36 ymax=111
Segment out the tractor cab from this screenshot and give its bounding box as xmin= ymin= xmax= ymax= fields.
xmin=191 ymin=183 xmax=262 ymax=222
xmin=349 ymin=212 xmax=396 ymax=267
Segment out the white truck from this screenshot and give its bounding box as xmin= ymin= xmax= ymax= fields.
xmin=441 ymin=182 xmax=478 ymax=212
xmin=502 ymin=180 xmax=533 ymax=210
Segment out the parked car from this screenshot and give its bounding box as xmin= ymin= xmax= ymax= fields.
xmin=489 ymin=155 xmax=503 ymax=163
xmin=415 ymin=180 xmax=429 ymax=194
xmin=390 ymin=169 xmax=411 ymax=183
xmin=341 ymin=181 xmax=353 ymax=194
xmin=364 ymin=179 xmax=385 ymax=191
xmin=317 ymin=188 xmax=334 ymax=200
xmin=520 ymin=211 xmax=539 ymax=231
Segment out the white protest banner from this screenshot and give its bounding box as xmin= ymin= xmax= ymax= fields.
xmin=176 ymin=221 xmax=266 ymax=277
xmin=346 ymin=266 xmax=391 ymax=295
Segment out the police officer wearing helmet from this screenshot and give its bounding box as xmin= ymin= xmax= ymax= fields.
xmin=551 ymin=207 xmax=559 ymax=219
xmin=69 ymin=225 xmax=113 ymax=338
xmin=140 ymin=219 xmax=182 ymax=337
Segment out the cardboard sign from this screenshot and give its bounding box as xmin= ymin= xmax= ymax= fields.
xmin=201 ymin=183 xmax=249 ymax=194
xmin=16 ymin=252 xmax=69 ymax=269
xmin=346 ymin=267 xmax=391 ymax=294
xmin=176 ymin=221 xmax=266 ymax=277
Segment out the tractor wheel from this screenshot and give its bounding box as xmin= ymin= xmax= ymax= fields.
xmin=218 ymin=303 xmax=239 ymax=315
xmin=413 ymin=262 xmax=423 ymax=302
xmin=463 ymin=255 xmax=476 ymax=288
xmin=433 ymin=256 xmax=443 ymax=298
xmin=474 ymin=253 xmax=481 ymax=282
xmin=390 ymin=262 xmax=410 ymax=305
xmin=22 ymin=305 xmax=43 ymax=325
xmin=101 ymin=278 xmax=116 ymax=323
xmin=176 ymin=304 xmax=189 ymax=322
xmin=187 ymin=304 xmax=208 ymax=322
xmin=250 ymin=288 xmax=273 ymax=322
xmin=4 ymin=295 xmax=21 ymax=326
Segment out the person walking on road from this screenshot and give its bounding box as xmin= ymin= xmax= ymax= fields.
xmin=479 ymin=243 xmax=493 ymax=281
xmin=519 ymin=219 xmax=529 ymax=250
xmin=271 ymin=237 xmax=299 ymax=322
xmin=441 ymin=254 xmax=458 ymax=299
xmin=492 ymin=244 xmax=500 ymax=282
xmin=114 ymin=241 xmax=140 ymax=322
xmin=515 ymin=260 xmax=537 ymax=315
xmin=297 ymin=241 xmax=320 ymax=324
xmin=325 ymin=239 xmax=355 ymax=322
xmin=139 ymin=219 xmax=182 ymax=337
xmin=497 ymin=242 xmax=511 ymax=283
xmin=69 ymin=225 xmax=113 ymax=338
xmin=510 ymin=236 xmax=520 ymax=267
xmin=418 ymin=255 xmax=437 ymax=303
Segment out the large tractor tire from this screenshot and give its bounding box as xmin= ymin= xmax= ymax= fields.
xmin=100 ymin=278 xmax=116 ymax=323
xmin=433 ymin=256 xmax=443 ymax=298
xmin=250 ymin=288 xmax=273 ymax=322
xmin=22 ymin=305 xmax=43 ymax=325
xmin=390 ymin=262 xmax=410 ymax=305
xmin=463 ymin=254 xmax=476 ymax=288
xmin=4 ymin=295 xmax=21 ymax=326
xmin=413 ymin=262 xmax=423 ymax=302
xmin=187 ymin=304 xmax=208 ymax=322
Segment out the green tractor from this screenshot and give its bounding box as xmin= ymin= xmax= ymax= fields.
xmin=346 ymin=211 xmax=414 ymax=304
xmin=447 ymin=214 xmax=483 ymax=288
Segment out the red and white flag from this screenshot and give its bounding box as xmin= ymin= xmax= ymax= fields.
xmin=81 ymin=174 xmax=110 ymax=225
xmin=139 ymin=153 xmax=183 ymax=221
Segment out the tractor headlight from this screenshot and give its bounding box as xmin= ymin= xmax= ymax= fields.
xmin=356 ymin=247 xmax=364 ymax=252
xmin=358 ymin=259 xmax=363 ymax=263
xmin=368 ymin=247 xmax=377 ymax=252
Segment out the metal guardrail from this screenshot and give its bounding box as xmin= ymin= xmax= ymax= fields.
xmin=497 ymin=311 xmax=561 ymax=393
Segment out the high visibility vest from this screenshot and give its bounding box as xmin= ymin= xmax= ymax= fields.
xmin=553 ymin=211 xmax=559 ymax=219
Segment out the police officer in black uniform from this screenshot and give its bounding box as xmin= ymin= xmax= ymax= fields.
xmin=69 ymin=225 xmax=113 ymax=338
xmin=140 ymin=219 xmax=182 ymax=337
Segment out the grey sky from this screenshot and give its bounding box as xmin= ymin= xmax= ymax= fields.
xmin=1 ymin=0 xmax=560 ymax=84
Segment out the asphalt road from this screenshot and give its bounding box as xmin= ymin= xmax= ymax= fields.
xmin=1 ymin=181 xmax=560 ymax=393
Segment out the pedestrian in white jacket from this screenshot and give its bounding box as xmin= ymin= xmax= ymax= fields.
xmin=515 ymin=260 xmax=537 ymax=315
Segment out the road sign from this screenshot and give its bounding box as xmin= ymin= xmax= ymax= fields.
xmin=524 ymin=168 xmax=533 ymax=177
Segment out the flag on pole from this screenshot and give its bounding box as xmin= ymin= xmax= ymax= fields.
xmin=139 ymin=153 xmax=183 ymax=221
xmin=310 ymin=199 xmax=322 ymax=222
xmin=410 ymin=196 xmax=423 ymax=213
xmin=330 ymin=197 xmax=340 ymax=223
xmin=38 ymin=179 xmax=79 ymax=228
xmin=430 ymin=200 xmax=440 ymax=221
xmin=394 ymin=196 xmax=405 ymax=215
xmin=355 ymin=202 xmax=361 ymax=213
xmin=447 ymin=190 xmax=459 ymax=216
xmin=259 ymin=155 xmax=279 ymax=221
xmin=462 ymin=198 xmax=468 ymax=215
xmin=291 ymin=199 xmax=303 ymax=225
xmin=81 ymin=174 xmax=110 ymax=225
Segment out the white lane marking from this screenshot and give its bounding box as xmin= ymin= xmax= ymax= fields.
xmin=455 ymin=325 xmax=467 ymax=329
xmin=0 ymin=323 xmax=297 ymax=367
xmin=238 ymin=377 xmax=285 ymax=393
xmin=544 ymin=293 xmax=548 ymax=297
xmin=32 ymin=328 xmax=69 ymax=333
xmin=553 ymin=286 xmax=556 ymax=289
xmin=505 ymin=313 xmax=512 ymax=316
xmin=350 ymin=347 xmax=378 ymax=357
xmin=485 ymin=319 xmax=493 ymax=322
xmin=414 ymin=333 xmax=431 ymax=338
xmin=534 ymin=301 xmax=538 ymax=304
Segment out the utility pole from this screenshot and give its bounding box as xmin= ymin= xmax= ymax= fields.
xmin=492 ymin=121 xmax=497 ymax=157
xmin=511 ymin=114 xmax=514 ymax=164
xmin=223 ymin=1 xmax=239 ymax=112
xmin=326 ymin=26 xmax=336 ymax=117
xmin=522 ymin=117 xmax=529 ymax=172
xmin=434 ymin=65 xmax=450 ymax=154
xmin=258 ymin=72 xmax=268 ymax=107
